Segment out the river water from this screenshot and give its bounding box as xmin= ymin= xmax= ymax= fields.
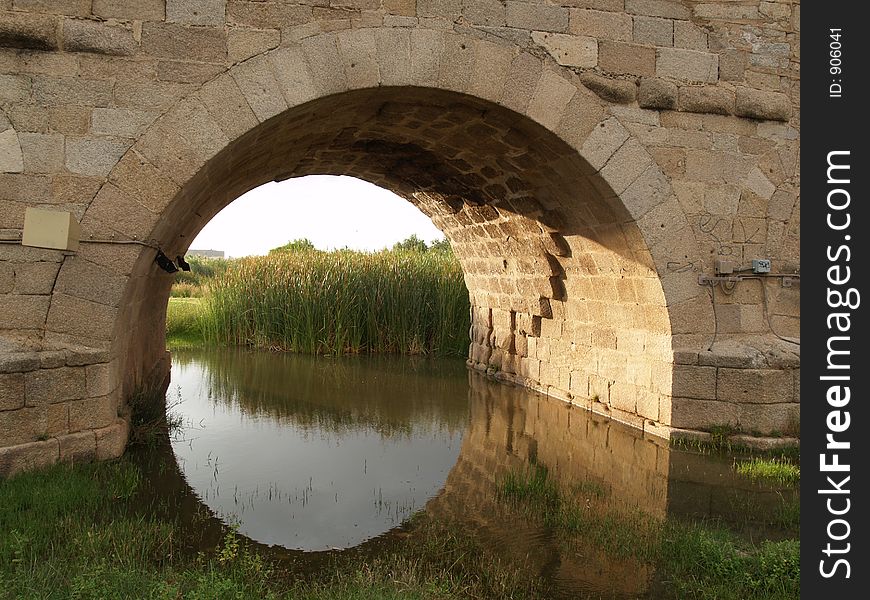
xmin=143 ymin=348 xmax=797 ymax=598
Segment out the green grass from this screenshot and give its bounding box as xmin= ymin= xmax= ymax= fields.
xmin=0 ymin=459 xmax=544 ymax=600
xmin=497 ymin=465 xmax=799 ymax=600
xmin=166 ymin=297 xmax=206 ymax=349
xmin=735 ymin=457 xmax=800 ymax=486
xmin=196 ymin=248 xmax=470 ymax=357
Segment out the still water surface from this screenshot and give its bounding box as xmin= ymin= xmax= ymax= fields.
xmin=159 ymin=349 xmax=798 ymax=598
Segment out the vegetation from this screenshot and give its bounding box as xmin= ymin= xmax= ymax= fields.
xmin=0 ymin=458 xmax=543 ymax=600
xmin=735 ymin=457 xmax=800 ymax=486
xmin=498 ymin=465 xmax=800 ymax=600
xmin=166 ymin=239 xmax=470 ymax=357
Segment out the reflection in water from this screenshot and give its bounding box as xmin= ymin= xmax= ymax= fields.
xmin=170 ymin=350 xmax=468 ymax=550
xmin=164 ymin=349 xmax=797 ymax=598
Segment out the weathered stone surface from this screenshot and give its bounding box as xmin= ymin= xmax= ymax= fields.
xmin=0 ymin=128 xmax=24 ymax=173
xmin=0 ymin=372 xmax=24 ymax=411
xmin=579 ymin=72 xmax=636 ymax=103
xmin=599 ymin=40 xmax=655 ymax=76
xmin=570 ymin=8 xmax=632 ymax=41
xmin=167 ymin=0 xmax=227 ymax=26
xmin=18 ymin=131 xmax=64 ymax=173
xmin=734 ymin=88 xmax=791 ymax=121
xmin=228 ymin=27 xmax=280 ymax=64
xmin=65 ymin=136 xmax=131 ymax=177
xmin=0 ymin=438 xmax=58 ymax=478
xmin=506 ymin=1 xmax=568 ymax=33
xmin=92 ymin=0 xmax=165 ymax=21
xmin=656 ymin=47 xmax=718 ymax=83
xmin=678 ymin=85 xmax=734 ymax=115
xmin=91 ymin=108 xmax=158 ymax=139
xmin=59 ymin=430 xmax=96 ymax=462
xmin=637 ymin=77 xmax=677 ymax=109
xmin=633 ymin=15 xmax=673 ymax=47
xmin=531 ymin=31 xmax=597 ymax=68
xmin=62 ymin=19 xmax=137 ymax=56
xmin=25 ymin=366 xmax=86 ymax=406
xmin=0 ymin=11 xmax=58 ymax=50
xmin=95 ymin=417 xmax=128 ymax=460
xmin=141 ymin=23 xmax=227 ymax=63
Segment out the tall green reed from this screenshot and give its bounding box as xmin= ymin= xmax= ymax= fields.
xmin=198 ymin=249 xmax=470 ymax=357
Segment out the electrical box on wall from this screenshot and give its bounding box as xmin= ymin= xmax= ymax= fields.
xmin=21 ymin=208 xmax=81 ymax=251
xmin=752 ymin=259 xmax=772 ymax=273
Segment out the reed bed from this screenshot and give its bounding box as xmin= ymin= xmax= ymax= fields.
xmin=198 ymin=249 xmax=470 ymax=357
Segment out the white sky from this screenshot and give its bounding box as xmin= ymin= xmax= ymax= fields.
xmin=190 ymin=175 xmax=444 ymax=258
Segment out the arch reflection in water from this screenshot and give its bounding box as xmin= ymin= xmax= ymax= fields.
xmin=169 ymin=349 xmax=468 ymax=551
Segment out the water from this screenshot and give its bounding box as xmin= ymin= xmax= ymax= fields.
xmin=144 ymin=348 xmax=798 ymax=598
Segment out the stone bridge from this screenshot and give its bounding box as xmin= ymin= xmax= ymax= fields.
xmin=0 ymin=0 xmax=800 ymax=475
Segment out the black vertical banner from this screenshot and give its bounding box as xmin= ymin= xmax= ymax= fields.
xmin=802 ymin=2 xmax=868 ymax=597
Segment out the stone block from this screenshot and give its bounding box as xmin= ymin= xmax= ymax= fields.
xmin=157 ymin=60 xmax=225 ymax=84
xmin=673 ymin=20 xmax=707 ymax=51
xmin=678 ymin=85 xmax=734 ymax=115
xmin=385 ymin=0 xmax=416 ymax=17
xmin=717 ymin=368 xmax=794 ymax=404
xmin=739 ymin=403 xmax=799 ymax=434
xmin=167 ymin=0 xmax=226 ymax=26
xmin=54 ymin=257 xmax=128 ymax=308
xmin=409 ymin=28 xmax=443 ymax=85
xmin=0 ymin=438 xmax=58 ymax=478
xmin=506 ymin=1 xmax=569 ymax=33
xmin=469 ymin=39 xmax=513 ymax=102
xmin=44 ymin=293 xmax=117 ymax=343
xmin=46 ymin=400 xmax=68 ymax=435
xmin=656 ymin=48 xmax=718 ymax=83
xmin=0 ymin=405 xmax=46 ymax=445
xmin=301 ymin=34 xmax=346 ymax=96
xmin=500 ymin=52 xmax=542 ymax=113
xmin=12 ymin=1 xmax=92 ymax=16
xmin=463 ymin=0 xmax=505 ymax=26
xmin=65 ymin=136 xmax=130 ymax=177
xmin=91 ymin=108 xmax=158 ymax=139
xmin=671 ymin=364 xmax=717 ymax=400
xmin=633 ymin=16 xmax=673 ymax=47
xmin=95 ymin=417 xmax=128 ymax=460
xmin=228 ymin=27 xmax=280 ymax=64
xmin=527 ymin=70 xmax=576 ymax=130
xmin=0 ymin=372 xmax=24 ymax=411
xmin=670 ymin=397 xmax=738 ymax=429
xmin=0 ymin=128 xmax=24 ymax=173
xmin=32 ymin=76 xmax=113 ymax=107
xmin=625 ymin=0 xmax=690 ymax=19
xmin=580 ymin=117 xmax=630 ymax=171
xmin=718 ymin=49 xmax=746 ymax=82
xmin=599 ymin=40 xmax=655 ymax=76
xmin=0 ymin=10 xmax=58 ymax=50
xmin=85 ymin=362 xmax=116 ymax=397
xmin=620 ymin=163 xmax=670 ymax=220
xmin=59 ymin=430 xmax=96 ymax=462
xmin=579 ymin=72 xmax=636 ymax=103
xmin=69 ymin=395 xmax=115 ymax=432
xmin=141 ymin=23 xmax=227 ymax=63
xmin=0 ymin=74 xmax=30 ymax=103
xmin=62 ymin=19 xmax=137 ymax=56
xmin=600 ymin=138 xmax=652 ymax=194
xmin=437 ymin=33 xmax=473 ymax=92
xmin=197 ymin=73 xmax=260 ymax=140
xmin=375 ymin=28 xmax=411 ymax=86
xmin=18 ymin=132 xmax=64 ymax=173
xmin=569 ymin=8 xmax=632 ymax=41
xmin=0 ymin=294 xmax=50 ymax=330
xmin=531 ymin=31 xmax=597 ymax=68
xmin=25 ymin=366 xmax=86 ymax=406
xmin=92 ymin=0 xmax=165 ymax=21
xmin=734 ymin=88 xmax=791 ymax=121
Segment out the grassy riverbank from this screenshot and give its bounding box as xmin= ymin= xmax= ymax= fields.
xmin=0 ymin=458 xmax=542 ymax=600
xmin=498 ymin=464 xmax=800 ymax=600
xmin=166 ymin=245 xmax=469 ymax=357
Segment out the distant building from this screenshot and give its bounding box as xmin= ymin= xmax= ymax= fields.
xmin=187 ymin=249 xmax=225 ymax=259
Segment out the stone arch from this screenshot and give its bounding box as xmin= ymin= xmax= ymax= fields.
xmin=48 ymin=27 xmax=709 ymax=436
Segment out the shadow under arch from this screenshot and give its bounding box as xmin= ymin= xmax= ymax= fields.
xmin=49 ymin=28 xmax=706 ymax=435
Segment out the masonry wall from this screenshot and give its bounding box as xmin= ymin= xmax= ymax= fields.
xmin=0 ymin=0 xmax=800 ymax=475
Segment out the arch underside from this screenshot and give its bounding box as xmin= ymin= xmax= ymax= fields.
xmin=111 ymin=86 xmax=675 ymax=432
